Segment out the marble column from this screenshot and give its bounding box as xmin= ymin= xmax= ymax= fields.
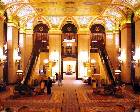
xmin=134 ymin=16 xmax=140 ymax=79
xmin=120 ymin=23 xmax=132 ymax=83
xmin=0 ymin=15 xmax=4 ymax=80
xmin=19 ymin=29 xmax=26 ymax=71
xmin=49 ymin=30 xmax=61 ymax=77
xmin=24 ymin=29 xmax=33 ymax=69
xmin=113 ymin=30 xmax=120 ymax=69
xmin=78 ymin=29 xmax=90 ymax=78
xmin=7 ymin=22 xmax=19 ymax=84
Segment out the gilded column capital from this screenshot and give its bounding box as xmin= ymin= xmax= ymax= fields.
xmin=0 ymin=15 xmax=5 ymax=22
xmin=8 ymin=14 xmax=20 ymax=28
xmin=20 ymin=28 xmax=26 ymax=34
xmin=113 ymin=29 xmax=119 ymax=34
xmin=120 ymin=22 xmax=131 ymax=30
xmin=120 ymin=11 xmax=132 ymax=26
xmin=0 ymin=2 xmax=5 ymax=14
xmin=25 ymin=29 xmax=33 ymax=35
xmin=134 ymin=14 xmax=140 ymax=23
xmin=0 ymin=3 xmax=5 ymax=22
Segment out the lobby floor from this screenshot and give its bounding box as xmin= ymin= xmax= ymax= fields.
xmin=0 ymin=77 xmax=139 ymax=112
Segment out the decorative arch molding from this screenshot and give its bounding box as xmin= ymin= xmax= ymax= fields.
xmin=89 ymin=17 xmax=105 ymax=29
xmin=60 ymin=16 xmax=79 ymax=31
xmin=90 ymin=24 xmax=105 ymax=33
xmin=33 ymin=23 xmax=49 ymax=33
xmin=33 ymin=16 xmax=51 ymax=29
xmin=61 ymin=23 xmax=77 ymax=33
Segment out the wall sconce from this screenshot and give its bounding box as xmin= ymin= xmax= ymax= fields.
xmin=15 ymin=55 xmax=21 ymax=64
xmin=43 ymin=59 xmax=56 ymax=67
xmin=43 ymin=59 xmax=49 ymax=64
xmin=0 ymin=48 xmax=7 ymax=65
xmin=132 ymin=55 xmax=140 ymax=67
xmin=118 ymin=56 xmax=123 ymax=64
xmin=132 ymin=47 xmax=140 ymax=67
xmin=90 ymin=59 xmax=96 ymax=67
xmin=50 ymin=50 xmax=59 ymax=62
xmin=83 ymin=61 xmax=90 ymax=67
xmin=118 ymin=49 xmax=126 ymax=64
xmin=0 ymin=55 xmax=7 ymax=65
xmin=14 ymin=48 xmax=21 ymax=64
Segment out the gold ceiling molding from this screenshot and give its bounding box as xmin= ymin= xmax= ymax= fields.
xmin=1 ymin=0 xmax=140 ymax=30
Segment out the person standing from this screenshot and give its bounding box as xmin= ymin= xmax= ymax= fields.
xmin=58 ymin=73 xmax=62 ymax=86
xmin=55 ymin=72 xmax=58 ymax=81
xmin=46 ymin=77 xmax=52 ymax=95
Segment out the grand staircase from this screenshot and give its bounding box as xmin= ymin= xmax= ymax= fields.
xmin=23 ymin=39 xmax=42 ymax=85
xmin=98 ymin=45 xmax=116 ymax=86
xmin=91 ymin=39 xmax=116 ymax=86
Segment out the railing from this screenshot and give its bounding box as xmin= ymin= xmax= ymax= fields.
xmin=63 ymin=53 xmax=77 ymax=58
xmin=98 ymin=45 xmax=116 ymax=86
xmin=23 ymin=39 xmax=41 ymax=85
xmin=62 ymin=33 xmax=78 ymax=42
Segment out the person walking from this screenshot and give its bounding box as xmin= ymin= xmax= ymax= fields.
xmin=46 ymin=77 xmax=52 ymax=95
xmin=55 ymin=72 xmax=58 ymax=81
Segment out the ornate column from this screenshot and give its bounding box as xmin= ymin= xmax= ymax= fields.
xmin=0 ymin=14 xmax=5 ymax=80
xmin=120 ymin=23 xmax=132 ymax=83
xmin=7 ymin=15 xmax=19 ymax=84
xmin=78 ymin=29 xmax=90 ymax=78
xmin=49 ymin=30 xmax=61 ymax=77
xmin=19 ymin=28 xmax=26 ymax=71
xmin=24 ymin=29 xmax=33 ymax=68
xmin=134 ymin=15 xmax=140 ymax=78
xmin=113 ymin=30 xmax=120 ymax=69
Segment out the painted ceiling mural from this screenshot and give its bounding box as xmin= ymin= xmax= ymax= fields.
xmin=1 ymin=0 xmax=140 ymax=31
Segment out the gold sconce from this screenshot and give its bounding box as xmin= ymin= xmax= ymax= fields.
xmin=0 ymin=55 xmax=7 ymax=65
xmin=15 ymin=55 xmax=21 ymax=64
xmin=0 ymin=48 xmax=7 ymax=65
xmin=83 ymin=61 xmax=90 ymax=67
xmin=118 ymin=49 xmax=126 ymax=64
xmin=43 ymin=59 xmax=56 ymax=67
xmin=14 ymin=48 xmax=21 ymax=64
xmin=132 ymin=55 xmax=140 ymax=67
xmin=118 ymin=56 xmax=123 ymax=64
xmin=90 ymin=59 xmax=96 ymax=67
xmin=132 ymin=48 xmax=140 ymax=67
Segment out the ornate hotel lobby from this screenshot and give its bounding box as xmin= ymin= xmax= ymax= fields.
xmin=1 ymin=0 xmax=140 ymax=112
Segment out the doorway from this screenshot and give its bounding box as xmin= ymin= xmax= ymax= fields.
xmin=61 ymin=23 xmax=78 ymax=80
xmin=63 ymin=61 xmax=76 ymax=80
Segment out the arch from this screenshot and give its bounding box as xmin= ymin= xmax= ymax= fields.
xmin=90 ymin=24 xmax=105 ymax=33
xmin=33 ymin=23 xmax=49 ymax=33
xmin=61 ymin=23 xmax=77 ymax=33
xmin=60 ymin=16 xmax=79 ymax=31
xmin=33 ymin=16 xmax=51 ymax=29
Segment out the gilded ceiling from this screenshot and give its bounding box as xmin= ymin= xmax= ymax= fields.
xmin=1 ymin=0 xmax=140 ymax=30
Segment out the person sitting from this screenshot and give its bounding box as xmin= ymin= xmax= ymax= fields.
xmin=34 ymin=80 xmax=45 ymax=95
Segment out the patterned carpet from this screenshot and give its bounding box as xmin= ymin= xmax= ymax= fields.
xmin=0 ymin=79 xmax=139 ymax=112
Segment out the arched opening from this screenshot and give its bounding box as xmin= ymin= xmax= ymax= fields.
xmin=61 ymin=23 xmax=78 ymax=80
xmin=90 ymin=24 xmax=116 ymax=86
xmin=24 ymin=23 xmax=49 ymax=85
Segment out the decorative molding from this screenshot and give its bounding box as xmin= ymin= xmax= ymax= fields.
xmin=120 ymin=23 xmax=131 ymax=30
xmin=134 ymin=14 xmax=140 ymax=23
